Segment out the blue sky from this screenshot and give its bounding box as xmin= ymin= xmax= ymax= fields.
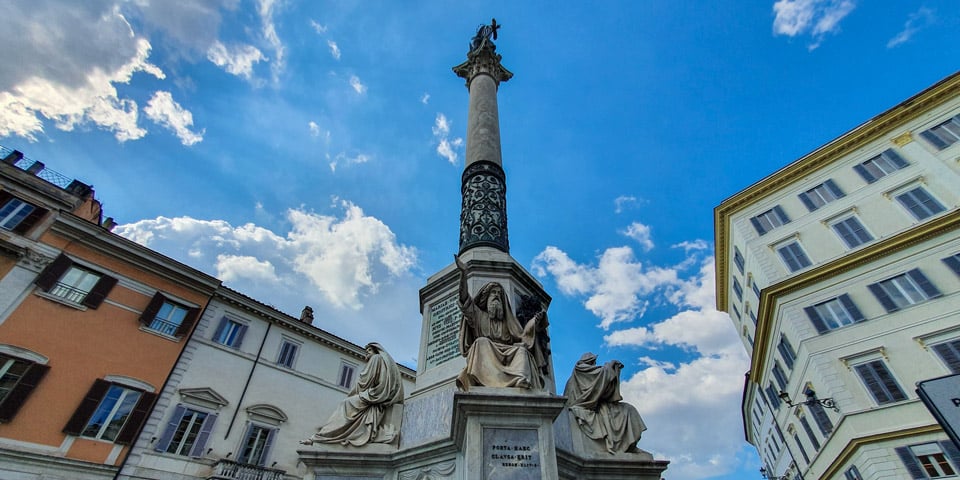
xmin=2 ymin=1 xmax=958 ymax=478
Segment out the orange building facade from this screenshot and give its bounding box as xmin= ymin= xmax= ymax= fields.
xmin=0 ymin=148 xmax=220 ymax=479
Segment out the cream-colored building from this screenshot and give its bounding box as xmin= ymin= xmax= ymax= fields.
xmin=716 ymin=72 xmax=960 ymax=480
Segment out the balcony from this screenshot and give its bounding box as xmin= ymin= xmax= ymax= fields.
xmin=208 ymin=459 xmax=286 ymax=480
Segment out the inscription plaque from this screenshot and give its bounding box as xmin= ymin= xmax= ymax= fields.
xmin=482 ymin=428 xmax=540 ymax=479
xmin=425 ymin=294 xmax=462 ymax=369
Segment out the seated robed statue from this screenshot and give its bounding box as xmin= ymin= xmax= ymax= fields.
xmin=302 ymin=342 xmax=404 ymax=447
xmin=455 ymin=255 xmax=549 ymax=391
xmin=563 ymin=352 xmax=646 ymax=454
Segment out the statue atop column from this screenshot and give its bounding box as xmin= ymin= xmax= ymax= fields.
xmin=564 ymin=352 xmax=647 ymax=454
xmin=469 ymin=18 xmax=501 ymax=52
xmin=302 ymin=343 xmax=404 ymax=447
xmin=454 ymin=255 xmax=549 ymax=391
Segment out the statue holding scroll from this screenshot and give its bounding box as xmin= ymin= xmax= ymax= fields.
xmin=303 ymin=342 xmax=404 ymax=447
xmin=455 ymin=255 xmax=549 ymax=391
xmin=564 ymin=352 xmax=646 ymax=454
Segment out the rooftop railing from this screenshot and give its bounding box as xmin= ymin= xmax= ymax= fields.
xmin=1 ymin=145 xmax=87 ymax=192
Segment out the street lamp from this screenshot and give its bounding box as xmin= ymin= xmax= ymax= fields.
xmin=779 ymin=387 xmax=839 ymax=413
xmin=760 ymin=466 xmax=789 ymax=479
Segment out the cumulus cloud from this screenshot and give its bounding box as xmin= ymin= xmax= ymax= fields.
xmin=349 ymin=75 xmax=367 ymax=94
xmin=532 ymin=245 xmax=680 ymax=329
xmin=887 ymin=7 xmax=935 ymax=48
xmin=772 ymin=0 xmax=856 ymax=50
xmin=0 ymin=2 xmax=164 ymax=142
xmin=622 ymin=222 xmax=654 ymax=252
xmin=207 ymin=41 xmax=265 ymax=79
xmin=603 ymin=257 xmax=750 ymax=479
xmin=144 ymin=91 xmax=204 ymax=145
xmin=432 ymin=113 xmax=463 ymax=164
xmin=115 ymin=201 xmax=416 ymax=310
xmin=327 ymin=40 xmax=342 ymax=60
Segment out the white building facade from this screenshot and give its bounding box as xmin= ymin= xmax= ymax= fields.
xmin=716 ymin=72 xmax=960 ymax=479
xmin=117 ymin=287 xmax=415 ymax=480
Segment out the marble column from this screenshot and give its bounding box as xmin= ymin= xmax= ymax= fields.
xmin=453 ymin=42 xmax=513 ymax=254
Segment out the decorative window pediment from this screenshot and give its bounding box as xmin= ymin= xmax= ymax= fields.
xmin=246 ymin=404 xmax=287 ymax=426
xmin=178 ymin=387 xmax=228 ymax=410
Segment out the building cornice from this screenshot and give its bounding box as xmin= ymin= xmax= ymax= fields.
xmin=50 ymin=213 xmax=220 ymax=294
xmin=715 ymin=71 xmax=960 ymax=312
xmin=819 ymin=424 xmax=942 ymax=479
xmin=749 ymin=209 xmax=960 ymax=381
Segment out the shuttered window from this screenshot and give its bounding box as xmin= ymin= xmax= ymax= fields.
xmin=751 ymin=206 xmax=790 ymax=236
xmin=854 ymin=360 xmax=906 ymax=405
xmin=831 ymin=216 xmax=873 ymax=248
xmin=35 ymin=254 xmax=117 ymax=309
xmin=868 ymin=269 xmax=941 ymax=313
xmin=931 ymin=339 xmax=960 ymax=374
xmin=139 ymin=293 xmax=200 ymax=337
xmin=156 ymin=404 xmax=217 ymax=456
xmin=0 ymin=192 xmax=47 ymax=234
xmin=853 ymin=149 xmax=909 ymax=183
xmin=63 ymin=379 xmax=157 ymax=444
xmin=804 ymin=294 xmax=865 ymax=333
xmin=896 ymin=187 xmax=946 ymax=220
xmin=0 ymin=354 xmax=49 ymax=423
xmin=920 ymin=115 xmax=960 ymax=150
xmin=777 ymin=241 xmax=812 ymax=272
xmin=799 ymin=179 xmax=844 ymax=211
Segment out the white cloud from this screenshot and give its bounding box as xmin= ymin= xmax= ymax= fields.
xmin=622 ymin=221 xmax=654 ymax=252
xmin=144 ymin=91 xmax=204 ymax=145
xmin=207 ymin=41 xmax=265 ymax=79
xmin=309 ymin=19 xmax=327 ymax=34
xmin=887 ymin=7 xmax=935 ymax=48
xmin=328 ymin=152 xmax=370 ymax=172
xmin=672 ymin=239 xmax=709 ymax=253
xmin=421 ymin=93 xmax=431 ymax=104
xmin=532 ymin=245 xmax=680 ymax=329
xmin=599 ymin=256 xmax=751 ymax=479
xmin=432 ymin=113 xmax=463 ymax=164
xmin=772 ymin=0 xmax=856 ymax=50
xmin=614 ymin=195 xmax=637 ymax=214
xmin=327 ymin=40 xmax=342 ymax=60
xmin=257 ymin=0 xmax=286 ymax=82
xmin=309 ymin=121 xmax=321 ymax=137
xmin=349 ymin=75 xmax=367 ymax=94
xmin=115 ymin=201 xmax=416 ymax=311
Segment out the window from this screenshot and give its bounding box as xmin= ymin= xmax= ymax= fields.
xmin=733 ymin=278 xmax=743 ymax=301
xmin=732 ymin=304 xmax=741 ymax=320
xmin=844 ymin=465 xmax=864 ymax=480
xmin=213 ymin=318 xmax=247 ymax=348
xmin=748 ymin=306 xmax=757 ymax=325
xmin=752 ymin=281 xmax=761 ymax=298
xmin=854 ymin=360 xmax=906 ymax=405
xmin=0 ymin=353 xmax=49 ymax=422
xmin=896 ymin=187 xmax=946 ymax=221
xmin=237 ymin=424 xmax=275 ymax=466
xmin=734 ymin=247 xmax=745 ymax=274
xmin=772 ymin=362 xmax=789 ymax=390
xmin=920 ymin=114 xmax=960 ymax=150
xmin=799 ymin=415 xmax=821 ymax=451
xmin=777 ymin=241 xmax=812 ymax=272
xmin=868 ymin=269 xmax=941 ymax=313
xmin=156 ymin=405 xmax=217 ymax=456
xmin=831 ymin=216 xmax=873 ymax=249
xmin=799 ymin=179 xmax=845 ymax=211
xmin=897 ymin=442 xmax=960 ymax=479
xmin=854 ymin=149 xmax=908 ymax=183
xmin=931 ymin=339 xmax=960 ymax=374
xmin=807 ymin=400 xmax=833 ymax=436
xmin=751 ymin=206 xmax=790 ymax=236
xmin=791 ymin=427 xmax=810 ymax=464
xmin=337 ymin=363 xmax=356 ymax=389
xmin=766 ymin=384 xmax=782 ymax=409
xmin=276 ymin=340 xmax=299 ymax=368
xmin=35 ymin=254 xmax=117 ymax=309
xmin=943 ymin=254 xmax=960 ymax=277
xmin=804 ymin=294 xmax=865 ymax=334
xmin=139 ymin=293 xmax=199 ymax=337
xmin=778 ymin=335 xmax=796 ymax=370
xmin=63 ymin=379 xmax=156 ymax=444
xmin=0 ymin=192 xmax=46 ymax=234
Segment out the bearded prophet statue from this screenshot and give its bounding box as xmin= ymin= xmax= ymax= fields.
xmin=454 ymin=255 xmax=549 ymax=391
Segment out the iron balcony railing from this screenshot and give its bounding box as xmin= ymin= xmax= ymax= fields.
xmin=48 ymin=283 xmax=90 ymax=304
xmin=1 ymin=145 xmax=76 ymax=190
xmin=147 ymin=318 xmax=180 ymax=336
xmin=208 ymin=459 xmax=286 ymax=480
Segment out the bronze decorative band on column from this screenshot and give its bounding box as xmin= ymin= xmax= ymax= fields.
xmin=459 ymin=160 xmax=509 ymax=254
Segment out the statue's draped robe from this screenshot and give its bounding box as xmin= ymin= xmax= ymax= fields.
xmin=457 ymin=284 xmax=544 ymax=390
xmin=563 ymin=353 xmax=646 ymax=454
xmin=312 ymin=346 xmax=404 ymax=446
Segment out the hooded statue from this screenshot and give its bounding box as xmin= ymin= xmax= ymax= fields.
xmin=304 ymin=342 xmax=404 ymax=447
xmin=563 ymin=352 xmax=646 ymax=454
xmin=455 ymin=255 xmax=548 ymax=391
